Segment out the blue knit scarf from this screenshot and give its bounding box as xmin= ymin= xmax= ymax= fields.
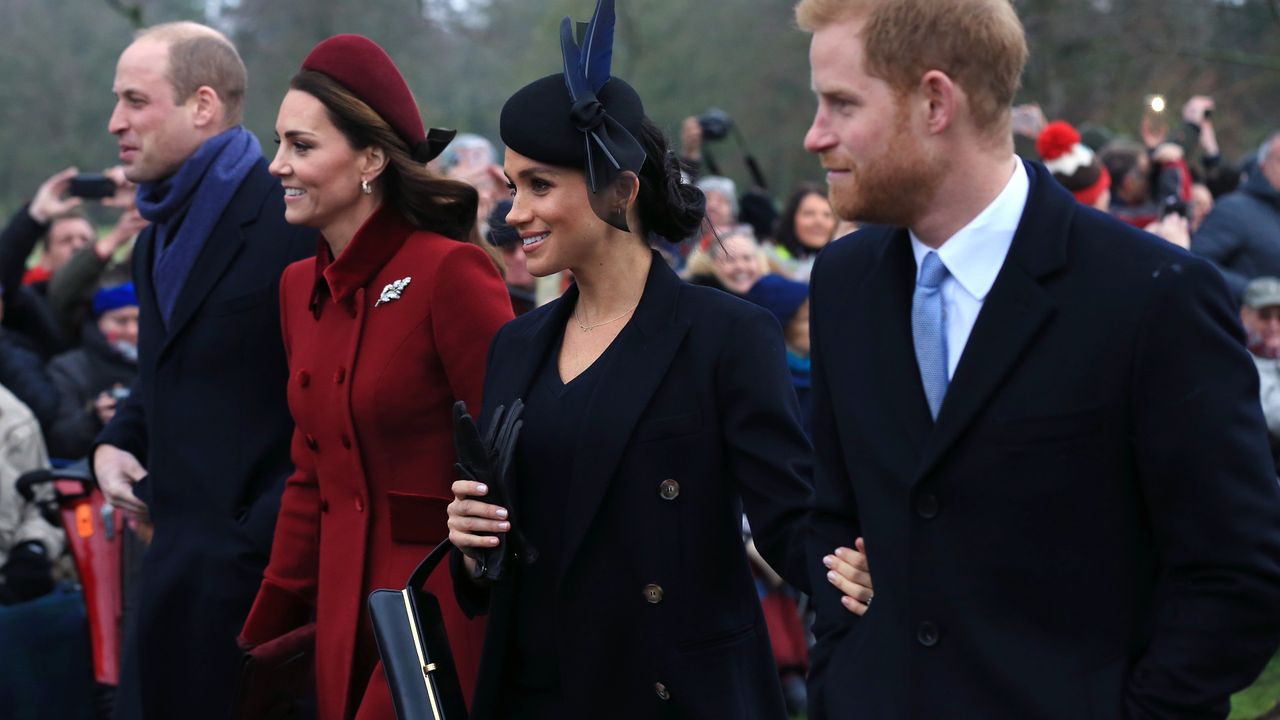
xmin=135 ymin=126 xmax=262 ymax=327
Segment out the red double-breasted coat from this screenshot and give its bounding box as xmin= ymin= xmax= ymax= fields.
xmin=240 ymin=205 xmax=512 ymax=719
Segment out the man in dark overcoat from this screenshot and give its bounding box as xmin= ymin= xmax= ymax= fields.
xmin=93 ymin=21 xmax=313 ymax=719
xmin=798 ymin=1 xmax=1280 ymax=718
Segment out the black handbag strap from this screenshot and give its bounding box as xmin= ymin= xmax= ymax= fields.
xmin=406 ymin=539 xmax=453 ymax=591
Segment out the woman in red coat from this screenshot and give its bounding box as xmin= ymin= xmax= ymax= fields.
xmin=238 ymin=35 xmax=512 ymax=719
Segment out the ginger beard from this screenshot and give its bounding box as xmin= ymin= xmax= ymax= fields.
xmin=824 ymin=99 xmax=945 ymax=229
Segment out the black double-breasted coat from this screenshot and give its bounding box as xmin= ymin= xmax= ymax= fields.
xmin=454 ymin=255 xmax=813 ymax=719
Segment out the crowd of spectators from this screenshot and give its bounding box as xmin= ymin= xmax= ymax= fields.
xmin=0 ymin=87 xmax=1277 ymax=718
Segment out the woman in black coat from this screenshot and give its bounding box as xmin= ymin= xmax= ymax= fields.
xmin=445 ymin=2 xmax=826 ymax=717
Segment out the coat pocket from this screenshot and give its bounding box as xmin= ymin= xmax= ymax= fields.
xmin=205 ymin=285 xmax=275 ymax=316
xmin=386 ymin=492 xmax=449 ymax=545
xmin=634 ymin=412 xmax=700 ymax=443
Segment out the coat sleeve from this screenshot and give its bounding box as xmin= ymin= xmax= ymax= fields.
xmin=0 ymin=205 xmax=44 ymax=311
xmin=6 ymin=411 xmax=59 ymax=557
xmin=0 ymin=336 xmax=61 ymax=435
xmin=1124 ymin=256 xmax=1280 ymax=718
xmin=429 ymin=244 xmax=514 ymax=414
xmin=47 ymin=245 xmax=110 ymax=341
xmin=715 ymin=303 xmax=813 ymax=594
xmin=239 ymin=266 xmax=320 ymax=647
xmin=804 ymin=253 xmax=864 ymax=720
xmin=1189 ymin=203 xmax=1250 ymax=300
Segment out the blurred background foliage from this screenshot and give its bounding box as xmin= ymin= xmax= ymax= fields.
xmin=0 ymin=0 xmax=1276 ymax=214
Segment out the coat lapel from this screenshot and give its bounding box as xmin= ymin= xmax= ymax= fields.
xmin=860 ymin=228 xmax=932 ymax=461
xmin=559 ymin=256 xmax=690 ymax=574
xmin=914 ymin=160 xmax=1072 ymax=482
xmin=158 ymin=166 xmax=267 ymax=355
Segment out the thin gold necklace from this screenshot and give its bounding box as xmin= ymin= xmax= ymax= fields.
xmin=575 ymin=302 xmax=638 ymax=332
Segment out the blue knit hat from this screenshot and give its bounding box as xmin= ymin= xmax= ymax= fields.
xmin=744 ymin=274 xmax=808 ymax=328
xmin=92 ymin=282 xmax=138 ymax=317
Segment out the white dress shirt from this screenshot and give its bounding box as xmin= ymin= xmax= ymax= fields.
xmin=910 ymin=160 xmax=1030 ymax=380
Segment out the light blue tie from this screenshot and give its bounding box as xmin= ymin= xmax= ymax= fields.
xmin=912 ymin=252 xmax=950 ymax=419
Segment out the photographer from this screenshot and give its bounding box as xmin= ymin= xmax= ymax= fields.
xmin=45 ymin=278 xmax=138 ymax=460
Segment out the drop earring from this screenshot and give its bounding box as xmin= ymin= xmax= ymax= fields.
xmin=361 ymin=179 xmax=372 ymax=195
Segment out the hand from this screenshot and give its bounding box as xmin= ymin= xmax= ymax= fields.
xmin=1140 ymin=114 xmax=1168 ymax=151
xmin=94 ymin=390 xmax=119 ymax=425
xmin=98 ymin=208 xmax=147 ymax=260
xmin=99 ymin=166 xmax=137 ymax=210
xmin=0 ymin=540 xmax=54 ymax=603
xmin=824 ymin=537 xmax=874 ymax=615
xmin=680 ymin=116 xmax=703 ymax=161
xmin=93 ymin=444 xmax=148 ymax=519
xmin=1182 ymin=95 xmax=1214 ymax=126
xmin=447 ymin=479 xmax=509 ymax=576
xmin=1145 ymin=214 xmax=1190 ymax=250
xmin=28 ymin=167 xmax=82 ymax=224
xmin=1010 ymin=103 xmax=1047 ymax=139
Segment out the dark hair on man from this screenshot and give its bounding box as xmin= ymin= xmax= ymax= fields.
xmin=138 ymin=22 xmax=247 ymax=126
xmin=290 ymin=70 xmax=499 ymax=268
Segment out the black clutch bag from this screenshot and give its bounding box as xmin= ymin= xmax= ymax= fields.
xmin=368 ymin=539 xmax=467 ymax=720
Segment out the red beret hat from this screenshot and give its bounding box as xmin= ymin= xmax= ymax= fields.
xmin=301 ymin=35 xmax=451 ymax=162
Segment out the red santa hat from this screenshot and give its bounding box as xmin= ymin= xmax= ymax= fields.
xmin=1036 ymin=120 xmax=1111 ymax=207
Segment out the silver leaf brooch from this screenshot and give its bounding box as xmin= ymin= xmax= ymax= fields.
xmin=375 ymin=277 xmax=412 ymax=307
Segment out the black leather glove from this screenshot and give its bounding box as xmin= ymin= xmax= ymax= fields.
xmin=0 ymin=540 xmax=54 ymax=604
xmin=453 ymin=399 xmax=529 ymax=582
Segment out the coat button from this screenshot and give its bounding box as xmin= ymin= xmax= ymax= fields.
xmin=341 ymin=434 xmax=352 ymax=450
xmin=915 ymin=492 xmax=939 ymax=519
xmin=355 ymin=497 xmax=365 ymax=513
xmin=334 ymin=367 xmax=346 ymax=384
xmin=305 ymin=434 xmax=318 ymax=451
xmin=654 ymin=682 xmax=670 ymax=701
xmin=319 ymin=499 xmax=329 ymax=513
xmin=643 ymin=583 xmax=664 ymax=604
xmin=297 ymin=370 xmax=310 ymax=388
xmin=917 ymin=621 xmax=940 ymax=647
xmin=658 ymin=479 xmax=680 ymax=501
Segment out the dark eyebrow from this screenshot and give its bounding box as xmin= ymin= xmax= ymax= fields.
xmin=516 ymin=165 xmax=562 ymax=179
xmin=281 ymin=130 xmax=317 ymax=140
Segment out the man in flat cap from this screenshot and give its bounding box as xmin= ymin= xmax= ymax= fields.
xmin=95 ymin=21 xmax=313 ymax=719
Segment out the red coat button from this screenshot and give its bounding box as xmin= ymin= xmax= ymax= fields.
xmin=319 ymin=499 xmax=329 ymax=513
xmin=341 ymin=434 xmax=352 ymax=450
xmin=334 ymin=367 xmax=346 ymax=384
xmin=297 ymin=370 xmax=310 ymax=388
xmin=355 ymin=497 xmax=365 ymax=513
xmin=305 ymin=434 xmax=318 ymax=451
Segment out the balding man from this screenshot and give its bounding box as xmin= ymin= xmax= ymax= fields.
xmin=93 ymin=22 xmax=313 ymax=718
xmin=797 ymin=1 xmax=1280 ymax=717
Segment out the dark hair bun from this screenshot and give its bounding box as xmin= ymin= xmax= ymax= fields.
xmin=637 ymin=118 xmax=705 ymax=241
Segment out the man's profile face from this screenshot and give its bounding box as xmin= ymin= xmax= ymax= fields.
xmin=45 ymin=217 xmax=94 ymax=273
xmin=108 ymin=39 xmax=204 ymax=183
xmin=1262 ymin=139 xmax=1280 ymax=193
xmin=802 ymin=17 xmax=941 ymax=228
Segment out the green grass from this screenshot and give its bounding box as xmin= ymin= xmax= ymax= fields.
xmin=1231 ymin=653 xmax=1280 ymax=719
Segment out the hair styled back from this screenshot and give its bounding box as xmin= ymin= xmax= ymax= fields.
xmin=633 ymin=117 xmax=707 ymax=242
xmin=291 ymin=70 xmax=494 ymax=259
xmin=138 ymin=22 xmax=246 ymax=126
xmin=774 ymin=182 xmax=830 ymax=259
xmin=795 ymin=0 xmax=1027 ymax=142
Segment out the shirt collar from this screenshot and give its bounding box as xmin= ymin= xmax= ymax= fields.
xmin=910 ymin=159 xmax=1029 ymax=301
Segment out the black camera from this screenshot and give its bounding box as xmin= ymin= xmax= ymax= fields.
xmin=1161 ymin=194 xmax=1188 ymax=219
xmin=69 ymin=173 xmax=117 ymax=199
xmin=697 ymin=108 xmax=733 ymax=142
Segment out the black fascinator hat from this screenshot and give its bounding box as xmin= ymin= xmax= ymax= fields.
xmin=500 ymin=0 xmax=647 ymax=230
